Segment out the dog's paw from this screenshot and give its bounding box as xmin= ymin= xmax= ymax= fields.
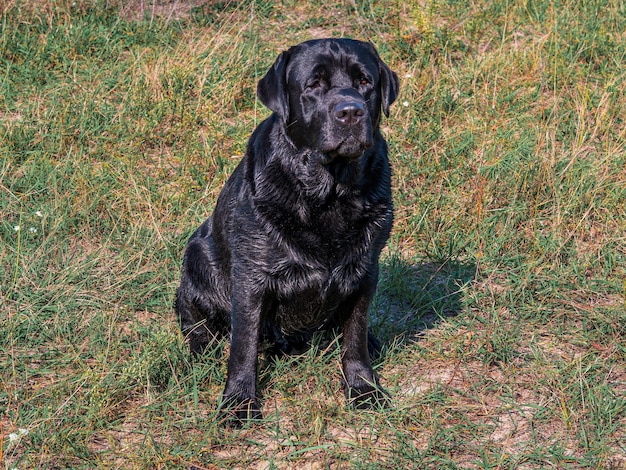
xmin=219 ymin=394 xmax=263 ymax=425
xmin=344 ymin=382 xmax=390 ymax=410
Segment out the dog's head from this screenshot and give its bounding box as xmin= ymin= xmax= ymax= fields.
xmin=257 ymin=39 xmax=399 ymax=162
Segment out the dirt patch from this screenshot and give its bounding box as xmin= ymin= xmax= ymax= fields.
xmin=118 ymin=0 xmax=216 ymax=22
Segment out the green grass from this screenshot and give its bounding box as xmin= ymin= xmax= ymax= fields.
xmin=1 ymin=0 xmax=625 ymax=468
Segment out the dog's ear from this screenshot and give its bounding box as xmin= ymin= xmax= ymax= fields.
xmin=379 ymin=60 xmax=399 ymax=118
xmin=257 ymin=49 xmax=291 ymax=120
xmin=363 ymin=42 xmax=399 ymax=118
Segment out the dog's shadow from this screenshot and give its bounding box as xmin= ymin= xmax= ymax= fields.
xmin=370 ymin=255 xmax=477 ymax=354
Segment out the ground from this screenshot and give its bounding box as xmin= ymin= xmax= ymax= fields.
xmin=1 ymin=0 xmax=625 ymax=468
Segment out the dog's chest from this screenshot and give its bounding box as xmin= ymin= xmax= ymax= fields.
xmin=255 ymin=177 xmax=390 ymax=333
xmin=267 ymin=217 xmax=375 ymax=334
xmin=273 ymin=287 xmax=338 ymax=334
xmin=295 ymin=194 xmax=372 ymax=249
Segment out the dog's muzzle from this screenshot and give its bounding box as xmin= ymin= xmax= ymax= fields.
xmin=324 ymin=99 xmax=374 ymax=160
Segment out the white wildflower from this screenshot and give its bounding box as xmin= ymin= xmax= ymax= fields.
xmin=35 ymin=211 xmax=43 ymax=217
xmin=8 ymin=428 xmax=29 ymax=442
xmin=403 ymin=101 xmax=409 ymax=107
xmin=13 ymin=225 xmax=20 ymax=232
xmin=29 ymin=227 xmax=37 ymax=233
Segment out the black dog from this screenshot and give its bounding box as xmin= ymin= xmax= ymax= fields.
xmin=175 ymin=38 xmax=399 ymax=421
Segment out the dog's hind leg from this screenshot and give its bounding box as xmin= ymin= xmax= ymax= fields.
xmin=175 ymin=290 xmax=215 ymax=355
xmin=175 ymin=229 xmax=231 ymax=355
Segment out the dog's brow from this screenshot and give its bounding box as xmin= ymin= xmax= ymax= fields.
xmin=310 ymin=62 xmax=330 ymax=78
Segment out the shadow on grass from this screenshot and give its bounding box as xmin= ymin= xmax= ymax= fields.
xmin=371 ymin=256 xmax=477 ymax=350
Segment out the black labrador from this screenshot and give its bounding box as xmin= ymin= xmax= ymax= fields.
xmin=175 ymin=38 xmax=399 ymax=421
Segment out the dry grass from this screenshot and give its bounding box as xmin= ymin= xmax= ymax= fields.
xmin=1 ymin=0 xmax=625 ymax=468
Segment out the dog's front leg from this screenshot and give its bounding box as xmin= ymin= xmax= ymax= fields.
xmin=220 ymin=288 xmax=264 ymax=422
xmin=341 ymin=281 xmax=389 ymax=409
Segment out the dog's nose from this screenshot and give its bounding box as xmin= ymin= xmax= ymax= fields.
xmin=334 ymin=101 xmax=365 ymax=125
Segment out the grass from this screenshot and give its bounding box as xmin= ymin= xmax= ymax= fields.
xmin=1 ymin=0 xmax=625 ymax=468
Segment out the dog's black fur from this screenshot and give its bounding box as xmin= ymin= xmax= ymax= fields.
xmin=175 ymin=38 xmax=399 ymax=421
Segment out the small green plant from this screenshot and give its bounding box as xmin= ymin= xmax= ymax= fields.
xmin=1 ymin=0 xmax=624 ymax=468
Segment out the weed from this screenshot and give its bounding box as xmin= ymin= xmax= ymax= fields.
xmin=1 ymin=0 xmax=624 ymax=468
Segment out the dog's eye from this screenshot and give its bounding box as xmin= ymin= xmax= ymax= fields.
xmin=357 ymin=76 xmax=371 ymax=87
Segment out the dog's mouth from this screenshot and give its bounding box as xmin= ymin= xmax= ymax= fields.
xmin=323 ymin=134 xmax=373 ymax=162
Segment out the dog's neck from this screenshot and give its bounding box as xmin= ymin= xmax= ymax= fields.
xmin=295 ymin=149 xmax=365 ymax=201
